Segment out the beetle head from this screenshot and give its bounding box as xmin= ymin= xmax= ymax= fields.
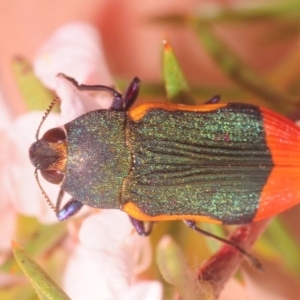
xmin=28 ymin=97 xmax=68 ymax=212
xmin=29 ymin=127 xmax=67 ymax=184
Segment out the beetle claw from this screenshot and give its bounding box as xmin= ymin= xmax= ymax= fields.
xmin=129 ymin=216 xmax=153 ymax=236
xmin=205 ymin=95 xmax=221 ymax=104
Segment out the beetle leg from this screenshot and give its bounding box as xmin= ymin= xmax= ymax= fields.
xmin=60 ymin=73 xmax=122 ymax=97
xmin=56 ymin=188 xmax=83 ymax=221
xmin=184 ymin=220 xmax=263 ymax=270
xmin=61 ymin=73 xmax=140 ymax=112
xmin=59 ymin=73 xmax=124 ymax=110
xmin=205 ymin=95 xmax=221 ymax=104
xmin=129 ymin=216 xmax=153 ymax=236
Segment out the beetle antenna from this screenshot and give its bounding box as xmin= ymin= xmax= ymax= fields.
xmin=34 ymin=168 xmax=57 ymax=212
xmin=35 ymin=97 xmax=60 ymax=140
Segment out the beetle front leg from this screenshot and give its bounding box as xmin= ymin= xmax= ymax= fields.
xmin=129 ymin=216 xmax=153 ymax=237
xmin=59 ymin=73 xmax=124 ymax=110
xmin=56 ymin=188 xmax=83 ymax=221
xmin=60 ymin=73 xmax=140 ymax=112
xmin=60 ymin=73 xmax=122 ymax=97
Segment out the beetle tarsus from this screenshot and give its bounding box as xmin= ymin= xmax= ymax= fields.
xmin=59 ymin=73 xmax=80 ymax=88
xmin=129 ymin=216 xmax=153 ymax=236
xmin=56 ymin=199 xmax=83 ymax=221
xmin=205 ymin=95 xmax=221 ymax=104
xmin=183 ymin=220 xmax=263 ymax=271
xmin=56 ymin=188 xmax=83 ymax=221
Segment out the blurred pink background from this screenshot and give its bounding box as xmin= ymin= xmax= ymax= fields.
xmin=1 ymin=2 xmax=300 ymax=298
xmin=0 ymin=0 xmax=296 ymax=115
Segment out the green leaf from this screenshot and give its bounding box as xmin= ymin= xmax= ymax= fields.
xmin=162 ymin=41 xmax=194 ymax=104
xmin=156 ymin=235 xmax=214 ymax=300
xmin=195 ymin=26 xmax=297 ymax=114
xmin=11 ymin=241 xmax=71 ymax=300
xmin=1 ymin=217 xmax=67 ymax=274
xmin=194 ymin=1 xmax=300 ymax=24
xmin=151 ymin=1 xmax=300 ymax=25
xmin=23 ymin=223 xmax=67 ymax=258
xmin=12 ymin=56 xmax=56 ymax=111
xmin=154 ymin=16 xmax=299 ymax=113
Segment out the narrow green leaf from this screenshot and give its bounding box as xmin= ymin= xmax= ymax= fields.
xmin=151 ymin=1 xmax=300 ymax=25
xmin=194 ymin=0 xmax=300 ymax=23
xmin=154 ymin=17 xmax=298 ymax=113
xmin=195 ymin=26 xmax=297 ymax=114
xmin=24 ymin=223 xmax=67 ymax=257
xmin=162 ymin=41 xmax=194 ymax=104
xmin=1 ymin=218 xmax=66 ymax=274
xmin=12 ymin=56 xmax=56 ymax=111
xmin=11 ymin=241 xmax=71 ymax=300
xmin=156 ymin=235 xmax=214 ymax=300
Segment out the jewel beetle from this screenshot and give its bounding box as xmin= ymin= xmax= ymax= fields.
xmin=29 ymin=75 xmax=300 ymax=267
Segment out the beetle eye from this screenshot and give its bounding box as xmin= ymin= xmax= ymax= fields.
xmin=40 ymin=170 xmax=64 ymax=184
xmin=42 ymin=128 xmax=66 ymax=143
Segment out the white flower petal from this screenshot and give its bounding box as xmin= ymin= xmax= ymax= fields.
xmin=63 ymin=245 xmax=119 ymax=300
xmin=0 ymin=86 xmax=13 ymax=130
xmin=0 ymin=206 xmax=15 ymax=252
xmin=120 ymin=281 xmax=163 ymax=300
xmin=0 ymin=132 xmax=12 ymax=210
xmin=78 ymin=211 xmax=136 ymax=282
xmin=63 ymin=211 xmax=156 ymax=300
xmin=34 ymin=22 xmax=114 ymax=89
xmin=56 ymin=75 xmax=88 ymax=123
xmin=126 ymin=227 xmax=153 ymax=276
xmin=55 ymin=75 xmax=112 ymax=125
